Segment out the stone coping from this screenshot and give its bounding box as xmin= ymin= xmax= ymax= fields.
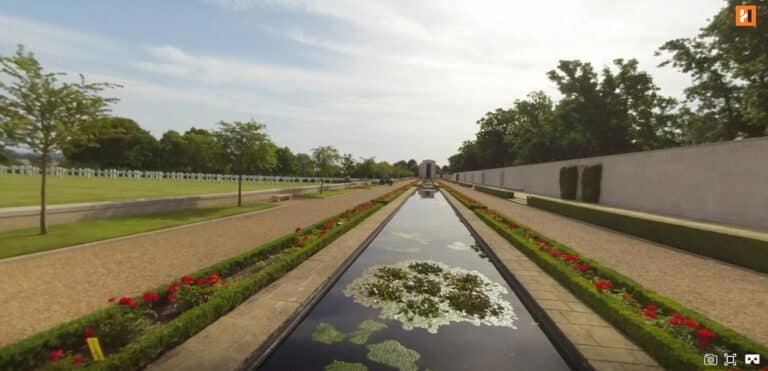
xmin=442 ymin=190 xmax=662 ymax=371
xmin=145 ymin=188 xmax=414 ymax=371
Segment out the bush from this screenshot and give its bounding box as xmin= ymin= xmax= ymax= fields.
xmin=558 ymin=166 xmax=578 ymax=200
xmin=527 ymin=196 xmax=768 ymax=273
xmin=579 ymin=164 xmax=602 ymax=203
xmin=475 ymin=185 xmax=514 ymax=199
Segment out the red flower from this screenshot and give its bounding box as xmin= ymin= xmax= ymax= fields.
xmin=71 ymin=354 xmax=84 ymax=365
xmin=167 ymin=294 xmax=177 ymax=303
xmin=594 ymin=280 xmax=613 ymax=292
xmin=563 ymin=254 xmax=579 ymax=262
xmin=107 ymin=297 xmax=116 ymax=303
xmin=142 ymin=292 xmax=160 ymax=303
xmin=668 ymin=317 xmax=681 ymax=326
xmin=168 ymin=282 xmax=180 ymax=294
xmin=507 ymin=222 xmax=516 ymax=229
xmin=645 ymin=304 xmax=658 ymax=311
xmin=294 ymin=237 xmax=302 ymax=246
xmin=538 ymin=245 xmax=550 ymax=252
xmin=208 ymin=272 xmax=220 ymax=284
xmin=696 ymin=328 xmax=716 ymax=348
xmin=82 ymin=327 xmax=95 ymax=341
xmin=196 ymin=278 xmax=210 ymax=286
xmin=181 ymin=275 xmax=195 ymax=285
xmin=117 ymin=296 xmax=134 ymax=306
xmin=550 ymin=250 xmax=562 ymax=258
xmin=643 ymin=308 xmax=657 ymax=319
xmin=49 ymin=348 xmax=65 ymax=362
xmin=575 ymin=263 xmax=590 ymax=272
xmin=683 ymin=318 xmax=699 ymax=329
xmin=672 ymin=312 xmax=684 ymax=319
xmin=128 ymin=301 xmax=138 ymax=309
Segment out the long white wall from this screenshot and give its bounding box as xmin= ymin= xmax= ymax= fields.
xmin=450 ymin=137 xmax=768 ymax=230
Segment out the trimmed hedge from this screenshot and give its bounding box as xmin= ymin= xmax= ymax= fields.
xmin=559 ymin=166 xmax=578 ymax=200
xmin=0 ymin=184 xmax=415 ymax=370
xmin=475 ymin=184 xmax=514 ymax=199
xmin=528 ymin=196 xmax=768 ymax=274
xmin=579 ymin=164 xmax=602 ymax=203
xmin=443 ymin=187 xmax=768 ymax=370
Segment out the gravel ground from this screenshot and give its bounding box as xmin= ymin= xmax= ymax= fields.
xmin=460 ymin=187 xmax=768 ymax=346
xmin=0 ymin=184 xmax=404 ymax=346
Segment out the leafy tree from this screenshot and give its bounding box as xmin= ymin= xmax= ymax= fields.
xmin=353 ymin=157 xmax=377 ymax=178
xmin=341 ymin=153 xmax=356 ymax=177
xmin=294 ymin=153 xmax=315 ymax=176
xmin=63 ymin=116 xmax=158 ymax=169
xmin=182 ymin=128 xmax=222 ymax=172
xmin=657 ymin=0 xmax=768 ymax=141
xmin=216 ymin=120 xmax=276 ymax=206
xmin=0 ymin=45 xmax=119 ymax=234
xmin=274 ymin=146 xmax=297 ymax=175
xmin=406 ymin=159 xmax=418 ymax=174
xmin=311 ymin=145 xmax=341 ymax=177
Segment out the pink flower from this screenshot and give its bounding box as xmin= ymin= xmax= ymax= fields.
xmin=49 ymin=348 xmax=65 ymax=362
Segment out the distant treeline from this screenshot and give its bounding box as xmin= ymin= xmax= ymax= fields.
xmin=2 ymin=116 xmax=419 ymax=179
xmin=447 ymin=1 xmax=768 ymax=173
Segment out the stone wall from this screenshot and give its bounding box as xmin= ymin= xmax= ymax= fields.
xmin=449 ymin=137 xmax=768 ymax=230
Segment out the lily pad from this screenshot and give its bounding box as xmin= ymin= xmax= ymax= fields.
xmin=312 ymin=322 xmax=346 ymax=344
xmin=324 ymin=360 xmax=368 ymax=371
xmin=348 ymin=320 xmax=388 ymax=345
xmin=366 ymin=340 xmax=420 ymax=371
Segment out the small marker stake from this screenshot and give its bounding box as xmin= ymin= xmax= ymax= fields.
xmin=86 ymin=337 xmax=105 ymax=361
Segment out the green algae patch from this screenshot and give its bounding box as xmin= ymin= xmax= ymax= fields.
xmin=366 ymin=340 xmax=420 ymax=371
xmin=323 ymin=360 xmax=369 ymax=371
xmin=312 ymin=322 xmax=346 ymax=344
xmin=348 ymin=320 xmax=388 ymax=345
xmin=343 ymin=260 xmax=517 ymax=333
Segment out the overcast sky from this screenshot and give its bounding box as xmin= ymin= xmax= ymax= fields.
xmin=0 ymin=0 xmax=725 ymax=165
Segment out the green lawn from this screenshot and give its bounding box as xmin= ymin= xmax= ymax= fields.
xmin=0 ymin=174 xmax=315 ymax=207
xmin=0 ymin=203 xmax=273 ymax=260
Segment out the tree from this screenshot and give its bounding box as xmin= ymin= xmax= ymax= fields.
xmin=295 ymin=153 xmax=315 ymax=176
xmin=311 ymin=145 xmax=341 ymax=177
xmin=216 ymin=120 xmax=276 ymax=206
xmin=657 ymin=0 xmax=768 ymax=142
xmin=341 ymin=153 xmax=356 ymax=177
xmin=274 ymin=146 xmax=297 ymax=175
xmin=63 ymin=116 xmax=158 ymax=169
xmin=0 ymin=45 xmax=119 ymax=234
xmin=406 ymin=159 xmax=418 ymax=175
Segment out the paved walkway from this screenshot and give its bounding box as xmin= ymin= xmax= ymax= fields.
xmin=459 ymin=186 xmax=768 ymax=346
xmin=147 ymin=189 xmax=413 ymax=371
xmin=0 ymin=183 xmax=406 ymax=346
xmin=445 ymin=191 xmax=660 ymax=371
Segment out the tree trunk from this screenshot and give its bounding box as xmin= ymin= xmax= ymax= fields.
xmin=39 ymin=152 xmax=49 ymax=235
xmin=320 ymin=178 xmax=324 ymax=194
xmin=238 ymin=172 xmax=243 ymax=207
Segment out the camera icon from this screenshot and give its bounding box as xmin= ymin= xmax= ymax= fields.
xmin=745 ymin=353 xmax=760 ymax=365
xmin=703 ymin=353 xmax=719 ymax=366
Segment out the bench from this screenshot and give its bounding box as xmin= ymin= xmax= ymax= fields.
xmin=271 ymin=194 xmax=292 ymax=202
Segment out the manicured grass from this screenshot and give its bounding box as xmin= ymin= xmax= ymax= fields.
xmin=0 ymin=203 xmax=273 ymax=259
xmin=302 ymin=188 xmax=357 ymax=199
xmin=0 ymin=174 xmax=316 ymax=207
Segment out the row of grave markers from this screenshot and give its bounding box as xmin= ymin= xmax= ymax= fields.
xmin=0 ymin=165 xmax=350 ymax=183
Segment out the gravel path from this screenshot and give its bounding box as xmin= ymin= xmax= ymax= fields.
xmin=0 ymin=184 xmax=404 ymax=346
xmin=459 ymin=186 xmax=768 ymax=346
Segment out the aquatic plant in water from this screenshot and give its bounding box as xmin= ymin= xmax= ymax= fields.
xmin=348 ymin=320 xmax=388 ymax=345
xmin=366 ymin=340 xmax=420 ymax=371
xmin=312 ymin=322 xmax=346 ymax=344
xmin=323 ymin=360 xmax=368 ymax=371
xmin=343 ymin=260 xmax=517 ymax=333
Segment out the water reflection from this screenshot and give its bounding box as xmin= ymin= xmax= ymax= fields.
xmin=258 ymin=192 xmax=571 ymax=371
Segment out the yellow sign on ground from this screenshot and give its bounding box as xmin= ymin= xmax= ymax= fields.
xmin=86 ymin=337 xmax=105 ymax=361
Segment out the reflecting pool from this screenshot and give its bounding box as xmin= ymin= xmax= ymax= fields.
xmin=257 ymin=191 xmax=572 ymax=370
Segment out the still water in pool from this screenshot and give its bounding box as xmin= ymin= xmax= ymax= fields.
xmin=258 ymin=191 xmax=571 ymax=371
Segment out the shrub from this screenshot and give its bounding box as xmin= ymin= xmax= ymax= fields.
xmin=474 ymin=185 xmax=514 ymax=199
xmin=527 ymin=196 xmax=768 ymax=273
xmin=558 ymin=166 xmax=578 ymax=200
xmin=579 ymin=164 xmax=602 ymax=203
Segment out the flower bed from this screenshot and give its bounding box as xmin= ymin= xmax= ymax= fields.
xmin=0 ymin=185 xmax=414 ymax=371
xmin=443 ymin=186 xmax=768 ymax=370
xmin=373 ymin=181 xmax=418 ymax=203
xmin=439 ymin=182 xmax=485 ymax=210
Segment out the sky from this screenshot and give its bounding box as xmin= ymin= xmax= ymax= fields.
xmin=0 ymin=0 xmax=725 ymax=165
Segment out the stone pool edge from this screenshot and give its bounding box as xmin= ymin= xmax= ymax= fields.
xmin=441 ymin=189 xmax=662 ymax=371
xmin=144 ymin=187 xmax=416 ymax=371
